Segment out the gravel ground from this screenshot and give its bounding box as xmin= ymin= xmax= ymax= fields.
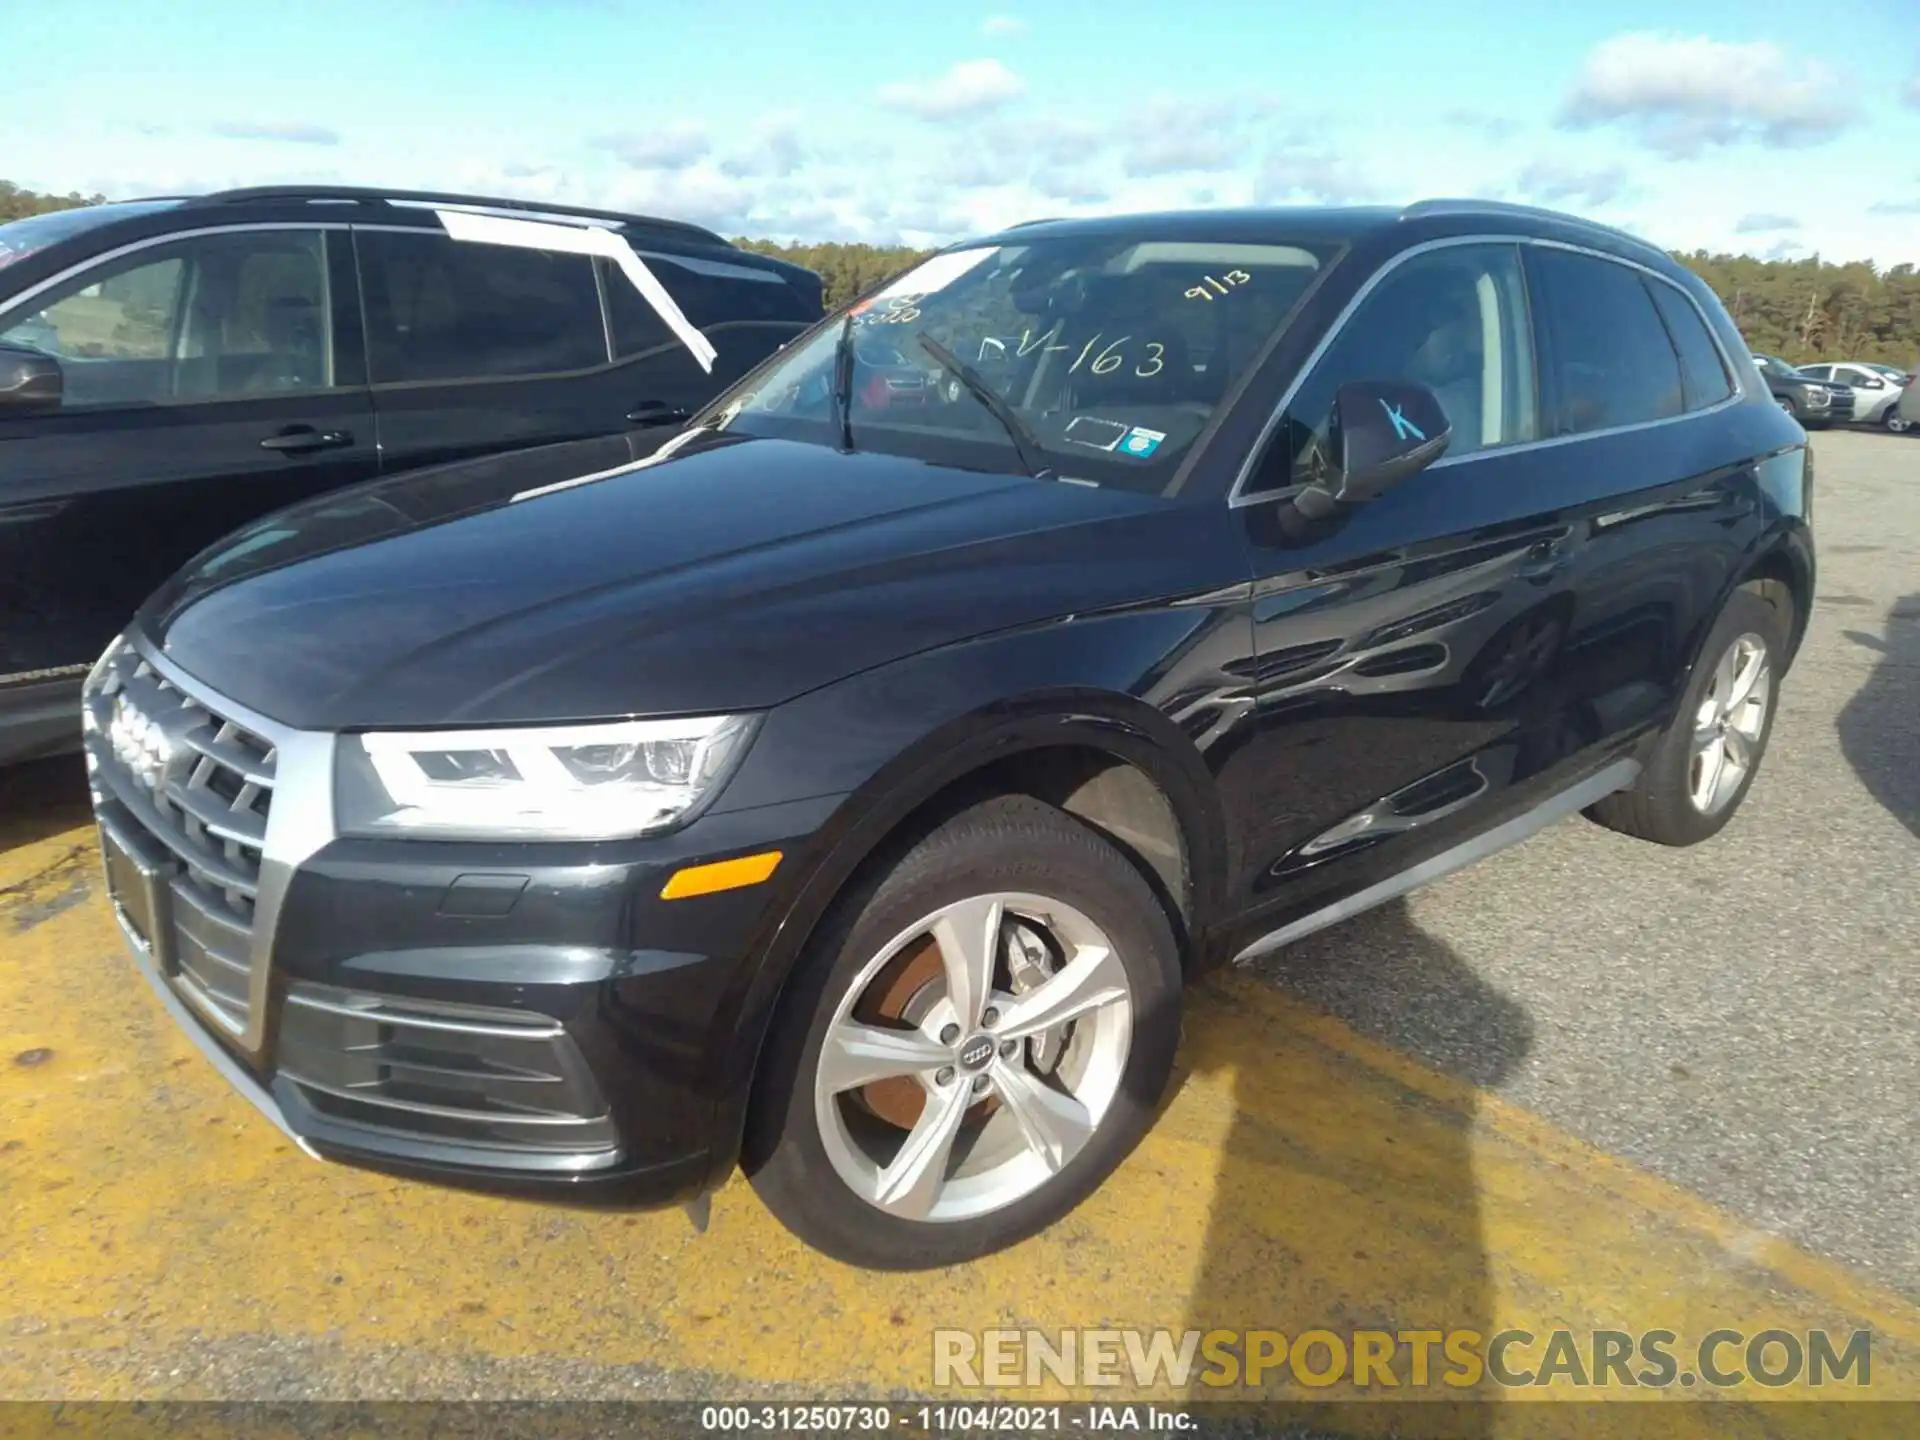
xmin=1247 ymin=428 xmax=1920 ymax=1300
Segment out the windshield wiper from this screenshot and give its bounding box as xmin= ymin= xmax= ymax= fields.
xmin=915 ymin=331 xmax=1054 ymax=481
xmin=832 ymin=311 xmax=857 ymax=453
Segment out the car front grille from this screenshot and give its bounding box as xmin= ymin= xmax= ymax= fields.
xmin=84 ymin=639 xmax=277 ymax=1037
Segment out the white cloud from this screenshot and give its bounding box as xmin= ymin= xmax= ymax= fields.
xmin=1903 ymin=67 xmax=1920 ymax=108
xmin=593 ymin=123 xmax=711 ymax=170
xmin=1443 ymin=109 xmax=1521 ymax=143
xmin=1734 ymin=212 xmax=1799 ymax=234
xmin=720 ymin=114 xmax=808 ymax=178
xmin=877 ymin=59 xmax=1025 ymax=120
xmin=1560 ymin=32 xmax=1854 ymax=156
xmin=982 ymin=15 xmax=1025 ymax=36
xmin=208 ymin=120 xmax=340 ymax=146
xmin=1515 ymin=158 xmax=1633 ymax=209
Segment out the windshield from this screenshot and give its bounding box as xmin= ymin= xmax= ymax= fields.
xmin=707 ymin=234 xmax=1338 ymax=492
xmin=1753 ymin=354 xmax=1800 ymax=379
xmin=0 ymin=200 xmax=178 ymax=273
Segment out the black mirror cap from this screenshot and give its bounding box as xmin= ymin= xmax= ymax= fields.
xmin=0 ymin=346 xmax=62 ymax=415
xmin=1330 ymin=380 xmax=1451 ymax=502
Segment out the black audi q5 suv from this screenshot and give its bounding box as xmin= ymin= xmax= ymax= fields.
xmin=84 ymin=199 xmax=1812 ymax=1269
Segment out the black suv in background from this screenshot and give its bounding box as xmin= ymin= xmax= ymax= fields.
xmin=0 ymin=187 xmax=823 ymax=763
xmin=1750 ymin=351 xmax=1844 ymax=427
xmin=85 ymin=200 xmax=1812 ymax=1270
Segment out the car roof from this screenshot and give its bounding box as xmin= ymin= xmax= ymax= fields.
xmin=2 ymin=186 xmax=819 ymax=288
xmin=968 ymin=198 xmax=1674 ymax=265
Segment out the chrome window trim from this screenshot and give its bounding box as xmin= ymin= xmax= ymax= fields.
xmin=0 ymin=222 xmax=349 ymax=326
xmin=1226 ymin=233 xmax=1750 ymax=510
xmin=130 ymin=635 xmax=338 ymax=1059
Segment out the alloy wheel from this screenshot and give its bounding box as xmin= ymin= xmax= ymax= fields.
xmin=813 ymin=892 xmax=1134 ymax=1223
xmin=1688 ymin=632 xmax=1771 ymax=816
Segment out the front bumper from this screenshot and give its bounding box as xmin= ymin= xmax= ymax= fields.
xmin=84 ymin=636 xmax=838 ymax=1206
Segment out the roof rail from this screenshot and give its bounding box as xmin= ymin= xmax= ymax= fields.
xmin=186 ymin=186 xmax=730 ymax=247
xmin=1400 ymin=198 xmax=1669 ymax=258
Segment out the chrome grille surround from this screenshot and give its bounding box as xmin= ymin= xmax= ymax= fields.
xmin=84 ymin=634 xmax=336 ymax=1057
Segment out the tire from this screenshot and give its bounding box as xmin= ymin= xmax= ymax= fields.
xmin=743 ymin=794 xmax=1182 ymax=1269
xmin=1890 ymin=406 xmax=1915 ymax=435
xmin=1586 ymin=584 xmax=1789 ymax=847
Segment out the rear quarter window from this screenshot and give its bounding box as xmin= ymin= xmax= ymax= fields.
xmin=1646 ymin=281 xmax=1735 ymax=411
xmin=604 ymin=252 xmax=813 ymax=386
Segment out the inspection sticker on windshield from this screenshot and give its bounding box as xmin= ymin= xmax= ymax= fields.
xmin=1119 ymin=426 xmax=1166 ymax=459
xmin=1064 ymin=416 xmax=1130 ymax=452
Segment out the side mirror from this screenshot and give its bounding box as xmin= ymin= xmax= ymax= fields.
xmin=1294 ymin=381 xmax=1451 ymax=519
xmin=0 ymin=346 xmax=62 ymax=416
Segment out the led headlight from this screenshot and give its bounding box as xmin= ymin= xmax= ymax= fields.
xmin=336 ymin=714 xmax=758 ymax=841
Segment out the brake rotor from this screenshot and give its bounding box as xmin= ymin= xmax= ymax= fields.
xmin=850 ymin=935 xmax=946 ymax=1129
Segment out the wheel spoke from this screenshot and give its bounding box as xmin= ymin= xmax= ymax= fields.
xmin=1692 ymin=735 xmax=1726 ymax=810
xmin=991 ymin=1061 xmax=1095 ymax=1174
xmin=930 ymin=896 xmax=1004 ymax=1030
xmin=871 ymin=1079 xmax=972 ymax=1218
xmin=1720 ymin=641 xmax=1751 ymax=710
xmin=1726 ymin=645 xmax=1766 ymax=711
xmin=1722 ymin=726 xmax=1753 ymax=776
xmin=994 ymin=943 xmax=1128 ymax=1041
xmin=818 ymin=1020 xmax=949 ymax=1095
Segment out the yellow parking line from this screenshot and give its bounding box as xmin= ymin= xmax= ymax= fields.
xmin=2 ymin=803 xmax=1915 ymax=1433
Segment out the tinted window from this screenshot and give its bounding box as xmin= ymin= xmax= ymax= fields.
xmin=357 ymin=230 xmax=607 ymax=384
xmin=1646 ymin=281 xmax=1734 ymax=411
xmin=1530 ymin=249 xmax=1683 ymax=435
xmin=1248 ymin=243 xmax=1538 ymax=492
xmin=0 ymin=229 xmax=333 ymax=408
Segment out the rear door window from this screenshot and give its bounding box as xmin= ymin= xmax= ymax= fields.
xmin=1646 ymin=281 xmax=1735 ymax=411
xmin=1528 ymin=248 xmax=1684 ymax=435
xmin=356 ymin=229 xmax=609 ymax=384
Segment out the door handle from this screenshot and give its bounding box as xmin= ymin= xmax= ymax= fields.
xmin=1518 ymin=539 xmax=1569 ymax=581
xmin=626 ymin=402 xmax=692 ymax=428
xmin=259 ymin=427 xmax=352 ymax=454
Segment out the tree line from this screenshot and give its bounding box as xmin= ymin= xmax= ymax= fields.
xmin=4 ymin=181 xmax=1914 ymax=367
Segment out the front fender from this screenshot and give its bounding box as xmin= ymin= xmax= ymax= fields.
xmin=694 ymin=598 xmax=1248 ymax=1189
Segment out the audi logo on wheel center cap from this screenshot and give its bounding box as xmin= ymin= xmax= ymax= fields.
xmin=958 ymin=1034 xmax=995 ymax=1071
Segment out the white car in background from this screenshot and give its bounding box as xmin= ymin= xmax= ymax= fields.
xmin=1800 ymin=361 xmax=1906 ymax=427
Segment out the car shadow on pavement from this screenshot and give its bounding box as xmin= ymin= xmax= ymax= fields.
xmin=0 ymin=754 xmax=92 ymax=853
xmin=1170 ymin=897 xmax=1533 ymax=1434
xmin=1838 ymin=596 xmax=1920 ymax=838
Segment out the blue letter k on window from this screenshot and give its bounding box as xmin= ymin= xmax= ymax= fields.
xmin=1380 ymin=398 xmax=1427 ymax=443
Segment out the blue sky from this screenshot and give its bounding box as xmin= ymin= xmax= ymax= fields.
xmin=5 ymin=0 xmax=1917 ymax=265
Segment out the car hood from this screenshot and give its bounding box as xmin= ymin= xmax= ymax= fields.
xmin=142 ymin=430 xmax=1209 ymax=730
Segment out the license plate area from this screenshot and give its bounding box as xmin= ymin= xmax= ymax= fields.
xmin=99 ymin=810 xmax=181 ymax=972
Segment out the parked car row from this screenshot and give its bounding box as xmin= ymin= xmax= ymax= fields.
xmin=52 ymin=192 xmax=1818 ymax=1268
xmin=0 ymin=186 xmax=826 ymax=763
xmin=1750 ymin=351 xmax=1919 ymax=433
